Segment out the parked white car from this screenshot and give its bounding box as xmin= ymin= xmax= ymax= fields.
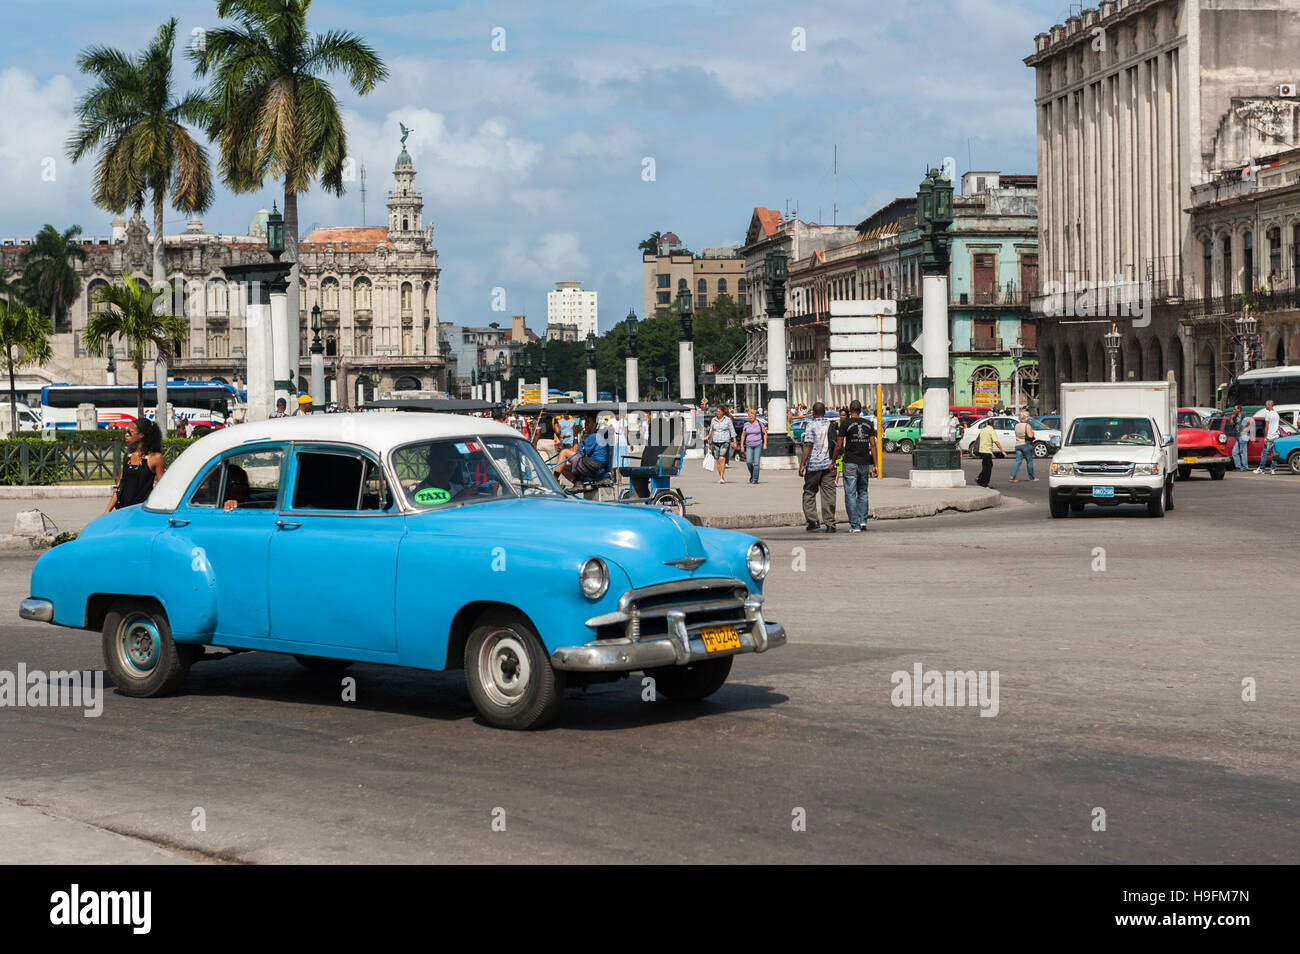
xmin=959 ymin=416 xmax=1061 ymax=459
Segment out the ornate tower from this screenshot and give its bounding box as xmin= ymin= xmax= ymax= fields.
xmin=387 ymin=128 xmax=425 ymax=246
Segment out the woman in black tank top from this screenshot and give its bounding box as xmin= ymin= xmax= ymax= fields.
xmin=105 ymin=419 xmax=166 ymax=513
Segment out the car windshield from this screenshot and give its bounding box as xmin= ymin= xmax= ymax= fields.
xmin=1065 ymin=417 xmax=1157 ymax=446
xmin=1178 ymin=411 xmax=1203 ymax=427
xmin=1029 ymin=418 xmax=1055 ymax=431
xmin=392 ymin=436 xmax=562 ymax=509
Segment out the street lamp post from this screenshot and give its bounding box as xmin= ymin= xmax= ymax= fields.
xmin=676 ymin=287 xmax=695 ymax=404
xmin=1104 ymin=323 xmax=1122 ymax=383
xmin=310 ymin=305 xmax=325 ymax=411
xmin=495 ymin=355 xmax=505 ymax=404
xmin=625 ymin=309 xmax=640 ymax=403
xmin=763 ymin=248 xmax=793 ymax=461
xmin=105 ymin=338 xmax=116 ymax=386
xmin=910 ymin=167 xmax=962 ymax=487
xmin=1010 ymin=339 xmax=1024 ymax=415
xmin=1237 ymin=309 xmax=1259 ymax=374
xmin=221 ymin=201 xmax=290 ymax=421
xmin=585 ymin=331 xmax=597 ymax=403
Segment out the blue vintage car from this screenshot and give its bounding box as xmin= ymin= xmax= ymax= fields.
xmin=20 ymin=414 xmax=785 ymax=728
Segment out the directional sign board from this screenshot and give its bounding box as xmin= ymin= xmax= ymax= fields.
xmin=828 ymin=300 xmax=898 ymax=387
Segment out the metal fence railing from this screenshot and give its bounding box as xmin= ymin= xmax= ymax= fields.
xmin=0 ymin=440 xmax=195 ymax=486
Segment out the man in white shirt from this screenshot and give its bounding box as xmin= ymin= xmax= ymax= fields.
xmin=1255 ymin=400 xmax=1282 ymax=474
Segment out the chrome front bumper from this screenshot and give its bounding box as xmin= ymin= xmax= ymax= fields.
xmin=552 ymin=586 xmax=787 ymax=672
xmin=19 ymin=598 xmax=53 ymax=622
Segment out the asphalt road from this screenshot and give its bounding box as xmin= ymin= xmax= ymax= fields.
xmin=1 ymin=453 xmax=1296 ymax=863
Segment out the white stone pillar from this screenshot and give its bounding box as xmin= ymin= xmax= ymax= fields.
xmin=493 ymin=380 xmax=502 ymax=404
xmin=540 ymin=376 xmax=549 ymax=405
xmin=246 ymin=284 xmax=274 ymax=422
xmin=154 ymin=360 xmax=168 ymax=437
xmin=625 ymin=358 xmax=639 ymax=403
xmin=586 ymin=367 xmax=597 ymax=403
xmin=920 ymin=274 xmax=950 ymax=439
xmin=678 ymin=339 xmax=695 ymax=403
xmin=270 ymin=281 xmax=292 ymax=410
xmin=766 ymin=313 xmax=787 ymax=438
xmin=413 ymin=280 xmax=425 ymax=356
xmin=287 ymin=289 xmax=300 ymax=395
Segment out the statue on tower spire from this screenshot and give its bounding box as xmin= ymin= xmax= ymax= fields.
xmin=399 ymin=122 xmax=412 ymax=149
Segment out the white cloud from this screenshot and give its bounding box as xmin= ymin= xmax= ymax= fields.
xmin=496 ymin=231 xmax=591 ymax=290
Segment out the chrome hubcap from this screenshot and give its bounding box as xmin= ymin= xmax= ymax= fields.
xmin=478 ymin=631 xmax=531 ymax=708
xmin=120 ymin=615 xmax=160 ymax=674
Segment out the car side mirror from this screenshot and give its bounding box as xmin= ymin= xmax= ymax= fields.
xmin=1161 ymin=434 xmax=1175 ymax=446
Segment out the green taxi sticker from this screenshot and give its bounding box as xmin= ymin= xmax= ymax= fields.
xmin=414 ymin=487 xmax=450 ymax=505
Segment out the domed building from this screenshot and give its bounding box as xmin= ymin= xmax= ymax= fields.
xmin=0 ymin=136 xmax=444 ymax=406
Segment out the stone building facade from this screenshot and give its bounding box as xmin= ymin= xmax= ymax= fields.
xmin=0 ymin=143 xmax=445 ymax=407
xmin=1026 ymin=0 xmax=1300 ymax=408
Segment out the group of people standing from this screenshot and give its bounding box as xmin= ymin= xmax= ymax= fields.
xmin=799 ymin=400 xmax=877 ymax=533
xmin=705 ymin=406 xmax=768 ymax=484
xmin=1223 ymin=401 xmax=1284 ymax=474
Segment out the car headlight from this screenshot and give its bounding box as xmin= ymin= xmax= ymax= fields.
xmin=579 ymin=557 xmax=608 ymax=599
xmin=1134 ymin=462 xmax=1160 ymax=476
xmin=746 ymin=541 xmax=770 ymax=581
xmin=1217 ymin=433 xmax=1227 ymax=444
xmin=1051 ymin=462 xmax=1074 ymax=475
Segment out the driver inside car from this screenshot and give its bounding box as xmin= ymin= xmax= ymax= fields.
xmin=412 ymin=442 xmax=498 ymax=505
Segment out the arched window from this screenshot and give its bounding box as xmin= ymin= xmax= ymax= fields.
xmin=299 ymin=278 xmax=308 ymax=314
xmin=321 ymin=277 xmax=339 ymax=311
xmin=88 ymin=279 xmax=110 ymax=314
xmin=401 ymin=282 xmax=412 ymax=311
xmin=325 ymin=335 xmax=337 ymax=357
xmin=737 ymin=278 xmax=747 ymax=295
xmin=717 ymin=278 xmax=727 ymax=294
xmin=697 ymin=278 xmax=707 ymax=293
xmin=394 ymin=375 xmax=421 ymax=391
xmin=354 ymin=277 xmax=372 ymax=311
xmin=677 ymin=278 xmax=688 ymax=292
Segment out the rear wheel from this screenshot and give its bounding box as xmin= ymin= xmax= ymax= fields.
xmin=465 ymin=611 xmax=564 ymax=729
xmin=899 ymin=439 xmax=915 ymax=454
xmin=101 ymin=599 xmax=195 ymax=697
xmin=646 ymin=656 xmax=733 ymax=701
xmin=1032 ymin=441 xmax=1049 ymax=458
xmin=884 ymin=440 xmax=897 ymax=453
xmin=1209 ymin=465 xmax=1226 ymax=481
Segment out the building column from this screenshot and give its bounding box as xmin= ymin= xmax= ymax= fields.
xmin=413 ymin=279 xmax=425 ymax=356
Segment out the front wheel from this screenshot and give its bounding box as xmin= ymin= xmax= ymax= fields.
xmin=646 ymin=656 xmax=733 ymax=701
xmin=465 ymin=612 xmax=564 ymax=729
xmin=1209 ymin=465 xmax=1226 ymax=481
xmin=1177 ymin=466 xmax=1191 ymax=480
xmin=1289 ymin=451 xmax=1300 ymax=476
xmin=102 ymin=599 xmax=195 ymax=697
xmin=1049 ymin=497 xmax=1068 ymax=518
xmin=1147 ymin=488 xmax=1166 ymax=518
xmin=884 ymin=440 xmax=897 ymax=453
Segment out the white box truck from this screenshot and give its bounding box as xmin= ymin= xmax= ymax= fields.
xmin=1048 ymin=381 xmax=1178 ymax=518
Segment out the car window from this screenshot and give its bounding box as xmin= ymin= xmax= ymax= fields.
xmin=189 ymin=448 xmax=283 ymax=509
xmin=290 ymin=449 xmax=393 ymax=512
xmin=393 ymin=437 xmax=541 ymax=510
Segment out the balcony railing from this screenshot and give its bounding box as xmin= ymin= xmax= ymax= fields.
xmin=956 ymin=283 xmax=1037 ymax=307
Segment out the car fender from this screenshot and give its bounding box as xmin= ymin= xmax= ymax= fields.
xmin=149 ymin=528 xmax=218 ymax=640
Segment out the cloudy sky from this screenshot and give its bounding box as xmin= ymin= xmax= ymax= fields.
xmin=1 ymin=0 xmax=1070 ymax=334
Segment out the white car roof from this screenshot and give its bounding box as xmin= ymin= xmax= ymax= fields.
xmin=148 ymin=412 xmax=520 ymax=511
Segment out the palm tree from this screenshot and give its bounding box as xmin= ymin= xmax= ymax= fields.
xmin=83 ymin=274 xmax=187 ymax=420
xmin=67 ymin=18 xmax=214 ymax=290
xmin=191 ymin=0 xmax=388 ymax=331
xmin=0 ymin=299 xmax=53 ymax=436
xmin=18 ymin=225 xmax=87 ymax=332
xmin=638 ymin=231 xmax=662 ymax=255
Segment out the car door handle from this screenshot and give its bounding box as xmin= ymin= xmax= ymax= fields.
xmin=275 ymin=520 xmax=301 ymax=531
xmin=168 ymin=518 xmax=190 ymax=528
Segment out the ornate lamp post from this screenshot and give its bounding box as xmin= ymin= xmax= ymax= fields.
xmin=625 ymin=309 xmax=639 ymax=403
xmin=1237 ymin=309 xmax=1259 ymax=374
xmin=310 ymin=304 xmax=324 ymax=411
xmin=494 ymin=354 xmax=505 ymax=404
xmin=1104 ymin=323 xmax=1122 ymax=382
xmin=105 ymin=337 xmax=117 ymax=386
xmin=910 ymin=167 xmax=961 ymax=486
xmin=221 ymin=201 xmax=291 ymax=421
xmin=763 ymin=247 xmax=792 ymax=460
xmin=1010 ymin=339 xmax=1024 ymax=414
xmin=676 ymin=285 xmax=695 ymax=404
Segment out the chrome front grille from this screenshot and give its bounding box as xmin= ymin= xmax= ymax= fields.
xmin=587 ymin=577 xmax=750 ymax=642
xmin=1074 ymin=462 xmax=1135 ymax=477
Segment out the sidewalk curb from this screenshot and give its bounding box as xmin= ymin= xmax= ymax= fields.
xmin=0 ymin=486 xmax=108 ymax=499
xmin=0 ymin=533 xmax=57 ymax=551
xmin=698 ymin=489 xmax=1002 ymax=529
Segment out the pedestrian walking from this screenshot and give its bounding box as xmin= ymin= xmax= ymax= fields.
xmin=104 ymin=419 xmax=165 ymax=514
xmin=1008 ymin=412 xmax=1039 ymax=482
xmin=708 ymin=405 xmax=738 ymax=484
xmin=741 ymin=408 xmax=767 ymax=483
xmin=799 ymin=401 xmax=837 ymax=532
xmin=1226 ymin=406 xmax=1248 ymax=471
xmin=834 ymin=407 xmax=849 ymax=486
xmin=974 ymin=418 xmax=1004 ymax=488
xmin=836 ymin=400 xmax=877 ymax=532
xmin=1255 ymin=400 xmax=1281 ymax=474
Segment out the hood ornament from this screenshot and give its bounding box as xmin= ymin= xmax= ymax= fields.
xmin=664 ymin=557 xmax=706 ymax=571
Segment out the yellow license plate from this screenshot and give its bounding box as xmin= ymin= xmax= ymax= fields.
xmin=1181 ymin=456 xmax=1198 ymax=464
xmin=700 ymin=625 xmax=743 ymax=654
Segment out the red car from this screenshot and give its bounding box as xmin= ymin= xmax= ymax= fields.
xmin=1174 ymin=409 xmax=1232 ymax=480
xmin=1203 ymin=412 xmax=1300 ymax=468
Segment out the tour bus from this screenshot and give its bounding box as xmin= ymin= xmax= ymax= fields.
xmin=1218 ymin=366 xmax=1300 ymax=411
xmin=40 ymin=382 xmax=236 ymax=433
